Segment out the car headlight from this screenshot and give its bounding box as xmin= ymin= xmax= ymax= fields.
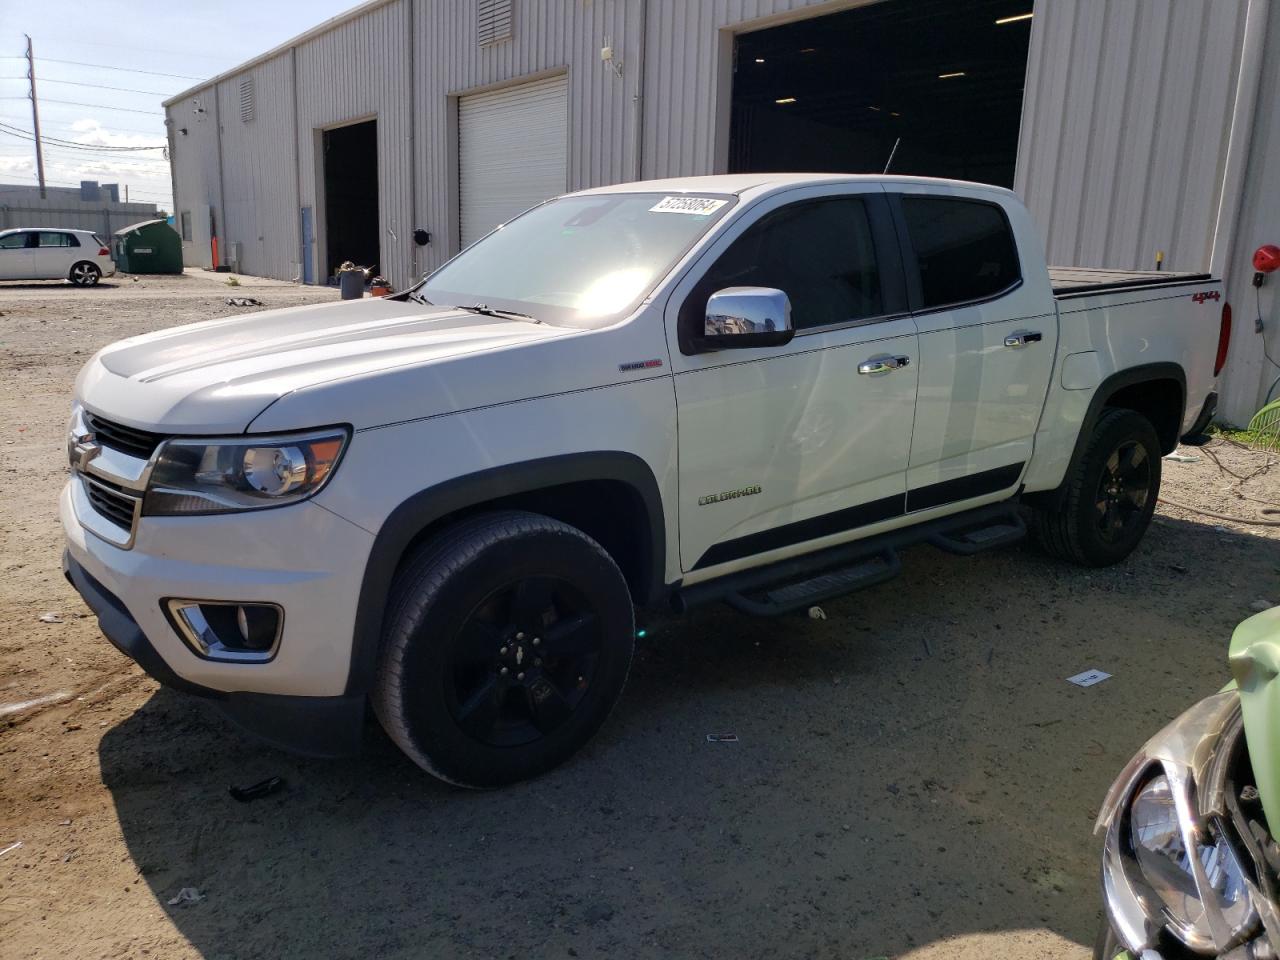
xmin=143 ymin=428 xmax=348 ymax=515
xmin=1097 ymin=691 xmax=1263 ymax=956
xmin=1128 ymin=773 xmax=1254 ymax=949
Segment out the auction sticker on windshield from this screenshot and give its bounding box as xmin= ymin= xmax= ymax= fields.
xmin=649 ymin=196 xmax=728 ymax=216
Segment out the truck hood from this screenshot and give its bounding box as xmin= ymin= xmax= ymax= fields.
xmin=1229 ymin=606 xmax=1280 ymax=833
xmin=76 ymin=297 xmax=572 ymax=433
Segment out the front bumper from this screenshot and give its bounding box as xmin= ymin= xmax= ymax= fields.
xmin=61 ymin=478 xmax=376 ymax=757
xmin=64 ymin=550 xmax=365 ymax=757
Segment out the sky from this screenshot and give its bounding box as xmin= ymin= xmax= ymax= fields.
xmin=0 ymin=0 xmax=357 ymax=212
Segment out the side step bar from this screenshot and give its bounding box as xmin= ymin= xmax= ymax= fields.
xmin=673 ymin=501 xmax=1025 ymax=617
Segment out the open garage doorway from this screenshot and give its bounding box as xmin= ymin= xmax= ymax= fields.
xmin=322 ymin=119 xmax=379 ymax=280
xmin=730 ymin=0 xmax=1033 ymax=187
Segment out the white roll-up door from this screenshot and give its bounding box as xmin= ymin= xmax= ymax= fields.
xmin=458 ymin=74 xmax=568 ymax=247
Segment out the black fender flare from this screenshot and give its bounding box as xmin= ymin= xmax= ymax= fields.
xmin=344 ymin=451 xmax=666 ymax=696
xmin=1031 ymin=361 xmax=1186 ymax=512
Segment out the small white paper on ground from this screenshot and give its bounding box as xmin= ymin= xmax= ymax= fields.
xmin=1067 ymin=669 xmax=1112 ymax=688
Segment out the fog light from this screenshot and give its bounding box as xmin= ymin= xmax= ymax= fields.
xmin=166 ymin=600 xmax=283 ymax=663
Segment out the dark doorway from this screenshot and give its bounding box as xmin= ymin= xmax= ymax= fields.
xmin=730 ymin=0 xmax=1033 ymax=187
xmin=322 ymin=119 xmax=379 ymax=279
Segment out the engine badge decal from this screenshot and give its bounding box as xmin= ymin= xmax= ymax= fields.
xmin=618 ymin=358 xmax=664 ymax=372
xmin=1191 ymin=290 xmax=1221 ymax=304
xmin=698 ymin=485 xmax=762 ymax=507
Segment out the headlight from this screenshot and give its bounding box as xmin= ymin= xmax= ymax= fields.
xmin=1128 ymin=774 xmax=1253 ymax=950
xmin=143 ymin=428 xmax=348 ymax=515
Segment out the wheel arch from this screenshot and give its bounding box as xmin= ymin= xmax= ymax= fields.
xmin=1029 ymin=362 xmax=1185 ymax=511
xmin=345 ymin=451 xmax=665 ymax=697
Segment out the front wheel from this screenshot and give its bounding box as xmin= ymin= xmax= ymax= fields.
xmin=69 ymin=262 xmax=101 ymax=286
xmin=373 ymin=511 xmax=635 ymax=788
xmin=1032 ymin=408 xmax=1162 ymax=567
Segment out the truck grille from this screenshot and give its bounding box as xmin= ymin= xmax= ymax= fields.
xmin=82 ymin=476 xmax=140 ymax=533
xmin=84 ymin=411 xmax=167 ymax=460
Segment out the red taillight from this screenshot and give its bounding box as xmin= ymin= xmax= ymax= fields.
xmin=1214 ymin=301 xmax=1232 ymax=376
xmin=97 ymin=247 xmax=109 ymax=256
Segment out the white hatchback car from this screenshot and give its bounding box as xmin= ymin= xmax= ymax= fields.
xmin=0 ymin=227 xmax=116 ymax=286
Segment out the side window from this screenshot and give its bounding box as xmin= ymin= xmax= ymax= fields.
xmin=180 ymin=211 xmax=192 ymax=242
xmin=0 ymin=232 xmax=28 ymax=250
xmin=682 ymin=197 xmax=884 ymax=334
xmin=37 ymin=232 xmax=76 ymax=248
xmin=901 ymin=197 xmax=1020 ymax=309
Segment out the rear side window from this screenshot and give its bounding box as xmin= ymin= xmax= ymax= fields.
xmin=684 ymin=197 xmax=883 ymax=333
xmin=37 ymin=231 xmax=78 ymax=248
xmin=901 ymin=197 xmax=1020 ymax=309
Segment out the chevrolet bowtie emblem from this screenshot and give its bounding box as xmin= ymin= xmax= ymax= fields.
xmin=71 ymin=432 xmax=100 ymax=471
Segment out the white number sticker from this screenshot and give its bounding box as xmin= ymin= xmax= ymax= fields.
xmin=649 ymin=196 xmax=728 ymax=216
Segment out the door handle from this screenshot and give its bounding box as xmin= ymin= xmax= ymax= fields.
xmin=1004 ymin=331 xmax=1043 ymax=349
xmin=857 ymin=355 xmax=911 ymax=375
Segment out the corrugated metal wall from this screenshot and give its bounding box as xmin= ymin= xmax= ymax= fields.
xmin=1015 ymin=0 xmax=1249 ymax=273
xmin=168 ymin=87 xmax=223 ymax=269
xmin=1015 ymin=0 xmax=1280 ymax=426
xmin=296 ymin=0 xmax=413 ymax=284
xmin=1219 ymin=0 xmax=1280 ymax=423
xmin=215 ymin=53 xmax=297 ymax=280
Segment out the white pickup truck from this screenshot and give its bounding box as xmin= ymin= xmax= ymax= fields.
xmin=61 ymin=174 xmax=1230 ymax=787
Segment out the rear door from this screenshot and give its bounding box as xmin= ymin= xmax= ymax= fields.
xmin=891 ymin=188 xmax=1057 ymax=512
xmin=0 ymin=231 xmax=35 ymax=279
xmin=667 ymin=187 xmax=919 ymax=575
xmin=33 ymin=230 xmax=80 ymax=279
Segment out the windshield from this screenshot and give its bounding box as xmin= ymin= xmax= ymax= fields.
xmin=420 ymin=192 xmax=736 ymax=326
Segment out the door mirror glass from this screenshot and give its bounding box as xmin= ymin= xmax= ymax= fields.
xmin=698 ymin=286 xmax=794 ymax=351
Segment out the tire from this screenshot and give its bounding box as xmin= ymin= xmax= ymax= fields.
xmin=69 ymin=262 xmax=101 ymax=286
xmin=1032 ymin=408 xmax=1162 ymax=567
xmin=373 ymin=510 xmax=635 ymax=788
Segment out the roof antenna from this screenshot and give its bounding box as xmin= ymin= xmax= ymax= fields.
xmin=883 ymin=137 xmax=901 ymax=174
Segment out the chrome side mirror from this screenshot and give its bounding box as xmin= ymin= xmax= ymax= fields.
xmin=698 ymin=286 xmax=794 ymax=351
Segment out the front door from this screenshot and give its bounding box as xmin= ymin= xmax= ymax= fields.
xmin=0 ymin=231 xmax=35 ymax=279
xmin=668 ymin=189 xmax=919 ymax=575
xmin=891 ymin=190 xmax=1058 ymax=510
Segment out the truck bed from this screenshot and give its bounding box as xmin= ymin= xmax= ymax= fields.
xmin=1049 ymin=266 xmax=1213 ymax=299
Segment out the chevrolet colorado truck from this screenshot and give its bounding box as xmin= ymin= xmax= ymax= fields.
xmin=61 ymin=174 xmax=1230 ymax=787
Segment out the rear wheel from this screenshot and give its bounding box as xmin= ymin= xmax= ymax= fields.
xmin=69 ymin=261 xmax=101 ymax=286
xmin=1032 ymin=408 xmax=1162 ymax=566
xmin=373 ymin=511 xmax=635 ymax=788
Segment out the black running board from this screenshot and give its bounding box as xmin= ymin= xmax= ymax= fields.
xmin=673 ymin=501 xmax=1025 ymax=617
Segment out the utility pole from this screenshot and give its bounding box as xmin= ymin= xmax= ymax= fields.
xmin=25 ymin=35 xmax=47 ymax=200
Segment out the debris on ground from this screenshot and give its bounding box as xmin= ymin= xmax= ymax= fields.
xmin=167 ymin=887 xmax=204 ymax=906
xmin=808 ymin=606 xmax=827 ymax=620
xmin=1251 ymin=599 xmax=1277 ymax=612
xmin=224 ymin=296 xmax=263 ymax=307
xmin=1164 ymin=451 xmax=1201 ymax=463
xmin=0 ymin=841 xmax=22 ymax=857
xmin=706 ymin=733 xmax=739 ymax=743
xmin=228 ymin=776 xmax=285 ymax=803
xmin=38 ymin=612 xmax=63 ymax=623
xmin=1067 ymin=669 xmax=1111 ymax=688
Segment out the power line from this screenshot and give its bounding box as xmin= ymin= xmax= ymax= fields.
xmin=18 ymin=36 xmax=239 ymax=65
xmin=0 ymin=56 xmax=203 ymax=81
xmin=0 ymin=114 xmax=165 ymax=137
xmin=30 ymin=98 xmax=164 ymax=116
xmin=17 ymin=77 xmax=178 ymax=98
xmin=0 ymin=120 xmax=166 ymax=150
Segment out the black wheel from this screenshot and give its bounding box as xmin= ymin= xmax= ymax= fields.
xmin=1032 ymin=408 xmax=1162 ymax=567
xmin=373 ymin=511 xmax=635 ymax=788
xmin=69 ymin=262 xmax=101 ymax=286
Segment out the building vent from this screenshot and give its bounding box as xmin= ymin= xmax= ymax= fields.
xmin=238 ymin=78 xmax=255 ymax=123
xmin=477 ymin=0 xmax=513 ymax=46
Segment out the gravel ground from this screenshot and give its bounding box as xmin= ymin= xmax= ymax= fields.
xmin=2 ymin=271 xmax=1279 ymax=960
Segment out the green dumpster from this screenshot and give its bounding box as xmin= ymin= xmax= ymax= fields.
xmin=113 ymin=219 xmax=183 ymax=274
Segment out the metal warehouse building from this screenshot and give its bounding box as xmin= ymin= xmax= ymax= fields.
xmin=164 ymin=0 xmax=1280 ymax=425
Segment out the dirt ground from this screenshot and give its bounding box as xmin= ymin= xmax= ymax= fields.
xmin=2 ymin=270 xmax=1279 ymax=960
